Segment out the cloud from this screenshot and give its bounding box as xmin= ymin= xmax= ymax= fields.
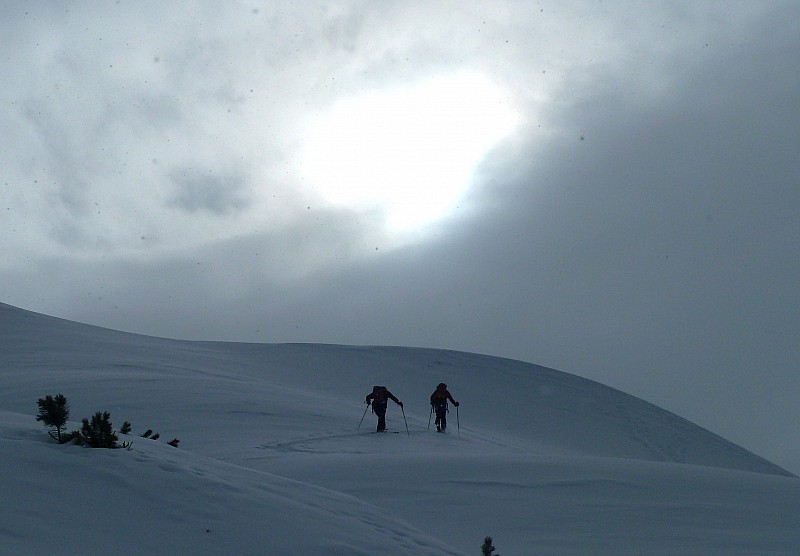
xmin=0 ymin=2 xmax=722 ymax=259
xmin=167 ymin=167 xmax=251 ymax=215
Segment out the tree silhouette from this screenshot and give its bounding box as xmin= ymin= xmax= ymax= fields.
xmin=36 ymin=394 xmax=70 ymax=443
xmin=481 ymin=536 xmax=500 ymax=556
xmin=80 ymin=411 xmax=119 ymax=448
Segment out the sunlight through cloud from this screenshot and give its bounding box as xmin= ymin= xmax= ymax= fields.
xmin=299 ymin=73 xmax=520 ymax=231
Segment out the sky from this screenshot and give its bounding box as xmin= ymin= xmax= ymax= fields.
xmin=2 ymin=2 xmax=799 ymax=471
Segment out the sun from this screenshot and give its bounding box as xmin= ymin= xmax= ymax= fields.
xmin=298 ymin=73 xmax=520 ymax=231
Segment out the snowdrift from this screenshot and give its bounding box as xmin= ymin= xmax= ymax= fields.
xmin=1 ymin=302 xmax=798 ymax=554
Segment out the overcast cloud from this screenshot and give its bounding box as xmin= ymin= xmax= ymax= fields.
xmin=2 ymin=1 xmax=799 ymax=472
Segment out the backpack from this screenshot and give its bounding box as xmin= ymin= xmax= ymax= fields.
xmin=372 ymin=386 xmax=388 ymax=403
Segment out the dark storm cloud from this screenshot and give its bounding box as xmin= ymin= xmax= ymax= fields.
xmin=167 ymin=168 xmax=252 ymax=215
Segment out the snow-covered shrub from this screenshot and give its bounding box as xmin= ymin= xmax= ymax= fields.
xmin=35 ymin=398 xmax=178 ymax=450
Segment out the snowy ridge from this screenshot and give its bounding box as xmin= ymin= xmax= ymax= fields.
xmin=1 ymin=302 xmax=798 ymax=554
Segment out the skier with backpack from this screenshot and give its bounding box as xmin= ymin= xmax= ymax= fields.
xmin=365 ymin=386 xmax=403 ymax=432
xmin=430 ymin=383 xmax=459 ymax=432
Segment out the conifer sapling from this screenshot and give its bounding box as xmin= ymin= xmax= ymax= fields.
xmin=36 ymin=394 xmax=70 ymax=443
xmin=481 ymin=536 xmax=499 ymax=556
xmin=80 ymin=411 xmax=119 ymax=448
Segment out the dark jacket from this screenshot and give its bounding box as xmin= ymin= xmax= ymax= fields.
xmin=366 ymin=386 xmax=401 ymax=407
xmin=430 ymin=384 xmax=457 ymax=407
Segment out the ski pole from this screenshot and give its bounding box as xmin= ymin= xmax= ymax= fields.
xmin=427 ymin=405 xmax=433 ymax=429
xmin=456 ymin=405 xmax=460 ymax=437
xmin=358 ymin=402 xmax=369 ymax=430
xmin=401 ymin=405 xmax=410 ymax=436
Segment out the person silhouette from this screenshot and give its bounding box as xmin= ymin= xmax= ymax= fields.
xmin=365 ymin=385 xmax=403 ymax=432
xmin=430 ymin=383 xmax=458 ymax=432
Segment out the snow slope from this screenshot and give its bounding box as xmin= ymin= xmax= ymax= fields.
xmin=1 ymin=302 xmax=798 ymax=554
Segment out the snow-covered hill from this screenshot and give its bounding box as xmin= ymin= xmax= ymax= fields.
xmin=1 ymin=302 xmax=798 ymax=554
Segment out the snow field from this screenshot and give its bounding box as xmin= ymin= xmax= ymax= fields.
xmin=1 ymin=303 xmax=798 ymax=554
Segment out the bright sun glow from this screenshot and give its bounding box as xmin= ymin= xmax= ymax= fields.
xmin=298 ymin=73 xmax=520 ymax=231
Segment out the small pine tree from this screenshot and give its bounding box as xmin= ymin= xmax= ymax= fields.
xmin=79 ymin=411 xmax=119 ymax=448
xmin=481 ymin=536 xmax=499 ymax=556
xmin=167 ymin=438 xmax=180 ymax=448
xmin=120 ymin=421 xmax=132 ymax=435
xmin=36 ymin=394 xmax=70 ymax=443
